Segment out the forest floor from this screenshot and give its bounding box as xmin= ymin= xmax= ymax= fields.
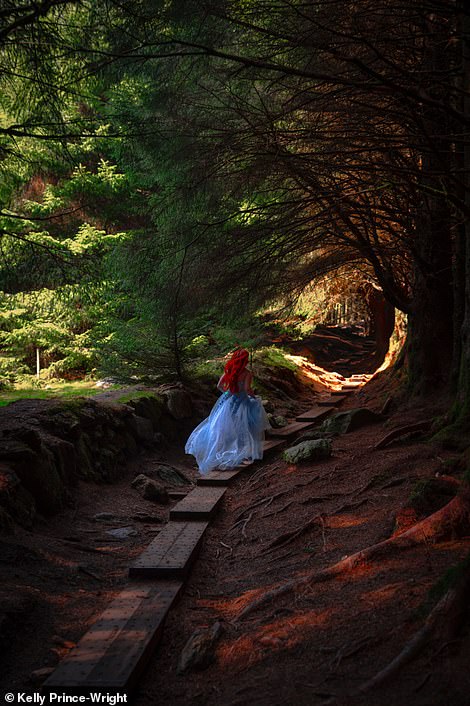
xmin=1 ymin=335 xmax=470 ymax=705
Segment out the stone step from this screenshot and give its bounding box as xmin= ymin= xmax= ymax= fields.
xmin=129 ymin=521 xmax=208 ymax=579
xmin=318 ymin=395 xmax=346 ymax=406
xmin=43 ymin=581 xmax=182 ymax=690
xmin=296 ymin=407 xmax=333 ymax=422
xmin=342 ymin=383 xmax=363 ymax=390
xmin=170 ymin=486 xmax=226 ymax=521
xmin=197 ymin=468 xmax=244 ymax=486
xmin=269 ymin=420 xmax=314 ymax=438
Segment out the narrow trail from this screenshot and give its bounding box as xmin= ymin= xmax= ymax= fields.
xmin=1 ymin=332 xmax=469 ymax=705
xmin=130 ymin=390 xmax=470 ymax=706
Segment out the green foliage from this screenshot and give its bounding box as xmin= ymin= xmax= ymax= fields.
xmin=255 ymin=346 xmax=297 ymax=372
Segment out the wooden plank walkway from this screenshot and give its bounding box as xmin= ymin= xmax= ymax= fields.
xmin=295 ymin=406 xmax=332 ymax=423
xmin=268 ymin=420 xmax=314 ymax=438
xmin=170 ymin=486 xmax=226 ymax=521
xmin=197 ymin=468 xmax=244 ymax=486
xmin=44 ymin=581 xmax=182 ymax=690
xmin=46 ymin=395 xmax=327 ymax=693
xmin=129 ymin=521 xmax=208 ymax=579
xmin=318 ymin=395 xmax=346 ymax=406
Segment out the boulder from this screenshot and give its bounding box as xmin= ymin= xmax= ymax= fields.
xmin=283 ymin=438 xmax=332 ymax=464
xmin=321 ymin=408 xmax=384 ymax=435
xmin=145 ymin=464 xmax=191 ymax=486
xmin=131 ymin=474 xmax=169 ymax=503
xmin=163 ymin=387 xmax=193 ymax=420
xmin=127 ymin=395 xmax=165 ymax=428
xmin=128 ymin=415 xmax=155 ymax=444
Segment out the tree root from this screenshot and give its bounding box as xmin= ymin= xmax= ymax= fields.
xmin=355 ymin=553 xmax=470 ymax=694
xmin=235 ymin=491 xmax=470 ymax=620
xmin=374 ymin=419 xmax=433 ymax=450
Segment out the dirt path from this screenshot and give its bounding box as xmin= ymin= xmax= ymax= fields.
xmin=130 ymin=402 xmax=470 ymax=706
xmin=1 ymin=378 xmax=469 ymax=705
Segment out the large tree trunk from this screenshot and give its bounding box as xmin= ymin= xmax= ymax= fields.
xmin=363 ymin=287 xmax=395 ymax=364
xmin=453 ymin=7 xmax=470 ymax=425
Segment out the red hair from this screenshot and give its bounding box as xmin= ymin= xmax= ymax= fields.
xmin=220 ymin=348 xmax=249 ymax=393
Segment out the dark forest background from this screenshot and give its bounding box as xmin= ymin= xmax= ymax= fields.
xmin=0 ymin=0 xmax=469 ymax=428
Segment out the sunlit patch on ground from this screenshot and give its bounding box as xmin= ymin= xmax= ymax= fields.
xmin=359 ymin=580 xmax=409 ymax=607
xmin=217 ymin=608 xmax=336 ymax=670
xmin=325 ymin=514 xmax=369 ymax=529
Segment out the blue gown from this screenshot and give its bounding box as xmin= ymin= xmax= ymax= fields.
xmin=185 ymin=376 xmax=270 ymax=474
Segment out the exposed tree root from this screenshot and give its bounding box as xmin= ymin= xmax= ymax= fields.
xmin=374 ymin=419 xmax=433 ymax=450
xmin=266 ymin=514 xmax=322 ymax=551
xmin=355 ymin=554 xmax=470 ymax=695
xmin=235 ymin=491 xmax=470 ymax=620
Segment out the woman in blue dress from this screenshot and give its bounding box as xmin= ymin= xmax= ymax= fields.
xmin=185 ymin=348 xmax=270 ymax=474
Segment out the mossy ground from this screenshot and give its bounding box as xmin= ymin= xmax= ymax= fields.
xmin=0 ymin=380 xmax=113 ymax=407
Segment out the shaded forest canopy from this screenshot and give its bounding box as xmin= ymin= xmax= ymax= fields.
xmin=0 ymin=0 xmax=469 ymax=423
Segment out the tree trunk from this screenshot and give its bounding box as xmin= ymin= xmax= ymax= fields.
xmin=454 ymin=6 xmax=470 ymax=425
xmin=365 ymin=287 xmax=395 ymax=364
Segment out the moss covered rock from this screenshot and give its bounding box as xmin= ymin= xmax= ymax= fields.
xmin=321 ymin=408 xmax=383 ymax=435
xmin=283 ymin=438 xmax=332 ymax=464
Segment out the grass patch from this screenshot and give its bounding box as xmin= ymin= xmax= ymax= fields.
xmin=0 ymin=380 xmax=112 ymax=407
xmin=116 ymin=390 xmax=160 ymax=405
xmin=255 ymin=346 xmax=297 ymax=372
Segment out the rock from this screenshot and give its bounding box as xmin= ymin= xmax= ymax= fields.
xmin=283 ymin=439 xmax=332 ymax=464
xmin=131 ymin=474 xmax=169 ymax=503
xmin=127 ymin=395 xmax=165 ymax=428
xmin=105 ymin=526 xmax=137 ymax=539
xmin=177 ymin=622 xmax=223 ymax=674
xmin=145 ymin=465 xmax=191 ymax=486
xmin=29 ymin=667 xmax=55 ymax=685
xmin=128 ymin=414 xmax=155 ymax=444
xmin=163 ymin=387 xmax=193 ymax=420
xmin=95 ymin=378 xmax=118 ymax=388
xmin=93 ymin=512 xmax=117 ymax=521
xmin=321 ymin=408 xmax=384 ymax=435
xmin=270 ymin=415 xmax=288 ymax=428
xmin=0 ymin=464 xmax=36 ymax=529
xmin=262 ymin=399 xmax=274 ymax=414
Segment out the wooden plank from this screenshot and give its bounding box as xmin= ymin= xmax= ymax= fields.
xmin=197 ymin=468 xmax=244 ymax=486
xmin=269 ymin=420 xmax=314 ymax=438
xmin=44 ymin=581 xmax=182 ymax=690
xmin=170 ymin=486 xmax=226 ymax=521
xmin=318 ymin=395 xmax=346 ymax=406
xmin=129 ymin=521 xmax=208 ymax=579
xmin=296 ymin=407 xmax=332 ymax=422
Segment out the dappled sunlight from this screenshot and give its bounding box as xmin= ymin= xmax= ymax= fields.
xmin=360 ymin=580 xmax=409 ymax=607
xmin=217 ymin=607 xmax=336 ymax=671
xmin=197 ymin=586 xmax=273 ymax=618
xmin=326 ymin=514 xmax=369 ymax=529
xmin=283 ymin=353 xmax=344 ymax=391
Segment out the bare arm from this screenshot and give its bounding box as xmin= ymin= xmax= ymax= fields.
xmin=245 ymin=370 xmax=255 ymax=396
